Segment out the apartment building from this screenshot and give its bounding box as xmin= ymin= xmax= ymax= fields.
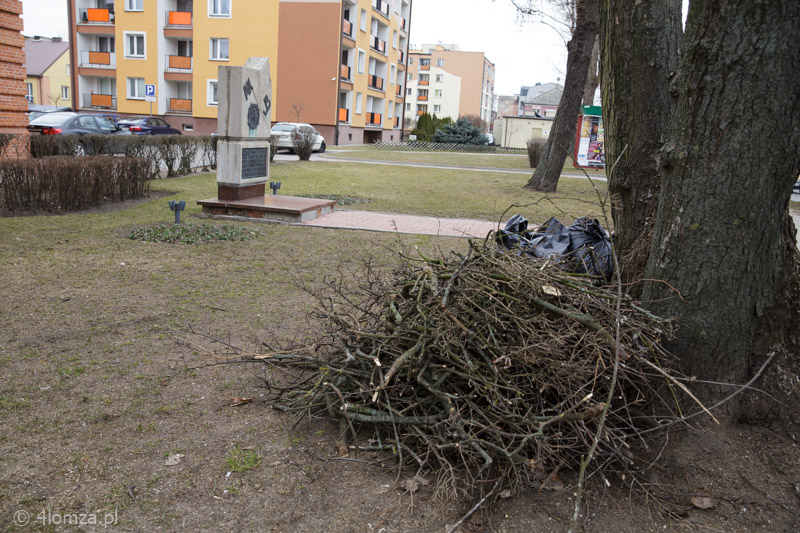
xmin=405 ymin=44 xmax=494 ymax=128
xmin=68 ymin=0 xmax=411 ymax=143
xmin=24 ymin=37 xmax=71 ymax=107
xmin=0 ymin=0 xmax=28 ymax=148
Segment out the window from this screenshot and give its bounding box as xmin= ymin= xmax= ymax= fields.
xmin=408 ymin=57 xmax=413 ymax=65
xmin=355 ymin=92 xmax=363 ymax=114
xmin=177 ymin=40 xmax=193 ymax=57
xmin=405 ymin=102 xmax=410 ymax=111
xmin=61 ymin=86 xmax=70 ymax=100
xmin=359 ymin=9 xmax=367 ymax=32
xmin=388 ymin=105 xmax=392 ymax=119
xmin=66 ymin=64 xmax=70 ymax=76
xmin=125 ymin=0 xmax=143 ymax=11
xmin=390 ymin=64 xmax=396 ymax=84
xmin=77 ymin=116 xmax=100 ymax=131
xmin=392 ymin=31 xmax=398 ymax=49
xmin=99 ymin=36 xmax=114 ymax=53
xmin=434 ymin=89 xmax=442 ymax=98
xmin=407 ymin=72 xmax=413 ymax=81
xmin=98 ymin=78 xmax=115 ymax=95
xmin=407 ymin=87 xmax=411 ymax=96
xmin=208 ymin=80 xmax=218 ymax=105
xmin=127 ymin=77 xmax=145 ymax=99
xmin=435 ymin=74 xmax=443 ymax=83
xmin=210 ymin=0 xmax=231 ymax=17
xmin=25 ymin=83 xmax=32 ymax=102
xmin=357 ymin=49 xmax=365 ymax=74
xmin=124 ymin=32 xmax=145 ymax=59
xmin=436 ymin=59 xmax=444 ymax=67
xmin=434 ymin=105 xmax=441 ymax=113
xmin=210 ymin=38 xmax=229 ymax=61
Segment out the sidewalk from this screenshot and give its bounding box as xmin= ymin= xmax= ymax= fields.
xmin=302 ymin=209 xmax=500 ymax=238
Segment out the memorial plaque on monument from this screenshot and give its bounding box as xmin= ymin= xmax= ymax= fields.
xmin=214 ymin=57 xmax=272 ymax=200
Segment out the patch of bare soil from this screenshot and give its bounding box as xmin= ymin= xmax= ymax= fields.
xmin=0 ymin=216 xmax=798 ymax=532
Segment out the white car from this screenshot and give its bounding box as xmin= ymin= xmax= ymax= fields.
xmin=270 ymin=122 xmax=326 ymax=153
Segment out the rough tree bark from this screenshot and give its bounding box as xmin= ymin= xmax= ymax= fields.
xmin=524 ymin=0 xmax=598 ymax=193
xmin=582 ymin=34 xmax=599 ymax=106
xmin=599 ymin=0 xmax=682 ymax=289
xmin=642 ymin=0 xmax=800 ymax=418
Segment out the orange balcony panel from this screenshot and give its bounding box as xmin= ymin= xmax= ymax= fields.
xmin=417 ymin=95 xmax=428 ymax=101
xmin=338 ymin=108 xmax=349 ymax=122
xmin=168 ymin=11 xmax=192 ymax=26
xmin=340 ymin=64 xmax=351 ymax=80
xmin=369 ymin=113 xmax=382 ymax=125
xmin=419 ymin=80 xmax=429 ymax=86
xmin=170 ymin=98 xmax=192 ymax=112
xmin=91 ymin=94 xmax=113 ymax=107
xmin=169 ymin=55 xmax=192 ymax=70
xmin=87 ymin=8 xmax=110 ymax=22
xmin=420 ymin=65 xmax=430 ymax=71
xmin=342 ymin=18 xmax=353 ymax=37
xmin=88 ymin=51 xmax=111 ymax=65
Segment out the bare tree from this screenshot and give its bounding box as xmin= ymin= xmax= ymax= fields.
xmin=290 ymin=102 xmax=304 ymax=123
xmin=514 ymin=0 xmax=599 ymax=192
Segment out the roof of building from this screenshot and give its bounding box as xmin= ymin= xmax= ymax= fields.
xmin=520 ymin=83 xmax=563 ymax=102
xmin=23 ymin=38 xmax=69 ymax=77
xmin=526 ymin=88 xmax=563 ymax=106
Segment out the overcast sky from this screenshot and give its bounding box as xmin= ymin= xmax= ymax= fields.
xmin=20 ymin=0 xmax=687 ymax=97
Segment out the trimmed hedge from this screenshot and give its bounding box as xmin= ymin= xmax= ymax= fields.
xmin=28 ymin=135 xmax=217 ymax=178
xmin=372 ymin=141 xmax=526 ymax=155
xmin=0 ymin=156 xmax=151 ymax=213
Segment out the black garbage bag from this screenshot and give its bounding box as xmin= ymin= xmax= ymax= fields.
xmin=497 ymin=215 xmax=614 ymax=280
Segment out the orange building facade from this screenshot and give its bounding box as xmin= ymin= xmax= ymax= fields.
xmin=67 ymin=0 xmax=412 ymax=145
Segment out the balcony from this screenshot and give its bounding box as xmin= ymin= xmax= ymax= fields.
xmin=370 ymin=36 xmax=386 ymax=54
xmin=395 ymin=85 xmax=403 ymax=96
xmin=368 ymin=75 xmax=384 ymax=91
xmin=342 ymin=18 xmax=353 ymax=38
xmin=394 ymin=116 xmax=400 ymax=128
xmin=166 ymin=11 xmax=193 ymax=27
xmin=340 ymin=64 xmax=351 ymax=81
xmin=400 ymin=17 xmax=406 ymax=31
xmin=367 ymin=112 xmax=382 ymax=126
xmin=338 ymin=107 xmax=350 ymax=123
xmin=79 ymin=50 xmax=116 ymax=69
xmin=371 ymin=0 xmax=389 ymax=18
xmin=169 ymin=98 xmax=193 ymax=114
xmin=398 ymin=50 xmax=405 ymax=64
xmin=83 ymin=93 xmax=117 ymax=110
xmin=417 ymin=95 xmax=428 ymax=101
xmin=166 ymin=55 xmax=193 ymax=72
xmin=420 ymin=63 xmax=430 ymax=71
xmin=78 ymin=8 xmax=114 ymax=25
xmin=419 ymin=79 xmax=429 ymax=86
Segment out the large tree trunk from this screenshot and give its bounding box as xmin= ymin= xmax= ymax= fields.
xmin=642 ymin=0 xmax=800 ymax=418
xmin=599 ymin=0 xmax=682 ymax=290
xmin=583 ymin=34 xmax=600 ymax=106
xmin=524 ymin=0 xmax=598 ymax=193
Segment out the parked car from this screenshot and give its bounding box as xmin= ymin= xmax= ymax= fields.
xmin=117 ymin=116 xmax=181 ymax=135
xmin=27 ymin=112 xmax=130 ymax=155
xmin=26 ymin=103 xmax=72 ymax=122
xmin=270 ymin=122 xmax=326 ymax=153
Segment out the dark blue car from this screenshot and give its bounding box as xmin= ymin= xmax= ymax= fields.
xmin=117 ymin=117 xmax=181 ymax=135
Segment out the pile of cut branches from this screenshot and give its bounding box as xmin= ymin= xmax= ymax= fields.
xmin=262 ymin=240 xmax=685 ymax=498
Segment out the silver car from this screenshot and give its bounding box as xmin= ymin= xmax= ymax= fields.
xmin=270 ymin=122 xmax=326 ymax=153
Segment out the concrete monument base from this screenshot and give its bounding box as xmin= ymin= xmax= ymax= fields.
xmin=198 ymin=195 xmax=336 ymax=223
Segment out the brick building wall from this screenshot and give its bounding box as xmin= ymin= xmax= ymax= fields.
xmin=0 ymin=0 xmax=27 ymax=156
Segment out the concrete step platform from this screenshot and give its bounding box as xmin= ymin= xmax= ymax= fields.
xmin=303 ymin=210 xmax=500 ymax=238
xmin=198 ymin=195 xmax=336 ymax=222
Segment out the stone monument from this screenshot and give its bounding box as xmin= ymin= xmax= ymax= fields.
xmin=199 ymin=57 xmax=336 ymax=222
xmin=215 ymin=57 xmax=272 ymax=201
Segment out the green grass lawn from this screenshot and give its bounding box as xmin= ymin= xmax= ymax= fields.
xmin=324 ymin=145 xmax=608 ymax=176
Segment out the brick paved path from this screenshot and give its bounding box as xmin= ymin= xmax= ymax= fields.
xmin=302 ymin=210 xmax=501 ymax=238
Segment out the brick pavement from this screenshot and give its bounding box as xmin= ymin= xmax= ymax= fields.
xmin=302 ymin=209 xmax=501 ymax=238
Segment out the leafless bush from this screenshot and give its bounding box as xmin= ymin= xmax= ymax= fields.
xmin=527 ymin=138 xmax=547 ymax=168
xmin=293 ymin=126 xmax=318 ymax=161
xmin=0 ymin=156 xmax=151 ymax=213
